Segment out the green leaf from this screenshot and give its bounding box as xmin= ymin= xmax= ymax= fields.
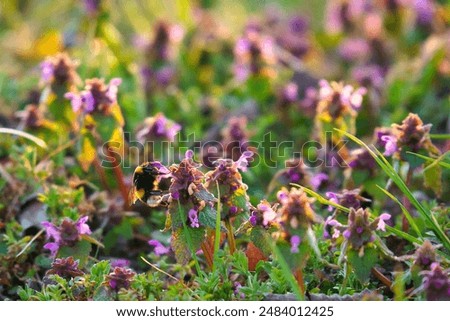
xmin=171 ymin=227 xmax=205 ymax=265
xmin=250 ymin=227 xmax=272 ymax=257
xmin=57 ymin=240 xmax=92 ymax=267
xmin=423 ymin=160 xmax=442 ymax=196
xmin=347 ymin=247 xmax=378 ymax=284
xmin=198 ymin=206 xmax=217 ymax=228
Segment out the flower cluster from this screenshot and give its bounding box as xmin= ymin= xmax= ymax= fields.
xmin=169 ymin=151 xmax=214 ymax=228
xmin=233 ymin=26 xmax=276 ymax=81
xmin=221 ymin=116 xmax=251 ymax=161
xmin=276 ymin=158 xmax=310 ymax=187
xmin=326 ymin=189 xmax=370 ymax=212
xmin=42 ymin=216 xmax=92 ymax=256
xmin=205 ymin=151 xmax=253 ymax=219
xmin=65 ymin=78 xmax=122 ymax=114
xmin=249 ymin=200 xmax=278 ymax=228
xmin=276 ymin=187 xmax=319 ymax=253
xmin=136 ymin=113 xmax=181 ymax=143
xmin=46 ymin=257 xmax=84 ymax=279
xmin=106 ymin=267 xmax=136 ymax=291
xmin=317 ymin=80 xmax=367 ymax=117
xmin=40 ymin=53 xmax=79 ymax=90
xmin=327 ymin=208 xmax=391 ymax=250
xmin=421 ymin=263 xmax=450 ymax=301
xmin=413 ymin=240 xmax=437 ymax=270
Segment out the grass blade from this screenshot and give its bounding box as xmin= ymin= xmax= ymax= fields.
xmin=335 ymin=128 xmax=450 ymax=251
xmin=406 ymin=151 xmax=450 ymax=170
xmin=376 ymin=185 xmax=422 ymax=238
xmin=0 ymin=127 xmax=47 ymax=149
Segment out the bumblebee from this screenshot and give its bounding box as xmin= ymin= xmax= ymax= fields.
xmin=130 ymin=162 xmax=170 ymax=206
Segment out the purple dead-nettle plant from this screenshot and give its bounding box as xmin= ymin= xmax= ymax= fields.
xmin=204 ymin=151 xmax=253 ymax=220
xmin=42 ymin=216 xmax=92 ymax=256
xmin=136 ymin=112 xmax=181 ymax=144
xmin=249 ymin=200 xmax=279 ymax=229
xmin=348 ymin=148 xmax=377 ymax=173
xmin=65 ymin=77 xmax=122 ymax=114
xmin=168 ymin=150 xmax=215 ymax=228
xmin=325 ymin=188 xmax=370 ymax=212
xmin=233 ymin=27 xmax=276 ymax=82
xmin=310 ymin=172 xmax=329 ymax=191
xmin=413 ymin=240 xmax=438 ymax=270
xmin=276 ymin=187 xmax=321 ymax=253
xmin=278 ymin=158 xmax=311 ymax=187
xmin=221 ymin=116 xmax=252 ymax=162
xmin=420 ymin=263 xmax=450 ymax=301
xmin=332 ymin=208 xmax=391 ymax=255
xmin=40 ymin=52 xmax=79 ymax=92
xmin=46 ymin=256 xmax=84 ymax=279
xmin=318 ymin=79 xmax=367 ymax=114
xmin=148 ymin=239 xmax=171 ymax=256
xmin=106 ymin=267 xmax=136 ymax=291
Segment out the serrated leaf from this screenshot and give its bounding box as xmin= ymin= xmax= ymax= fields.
xmin=277 ymin=240 xmax=310 ymax=271
xmin=57 ymin=240 xmax=92 ymax=268
xmin=347 ymin=247 xmax=378 ymax=284
xmin=424 ymin=160 xmax=442 ymax=196
xmin=171 ymin=227 xmax=205 ymax=264
xmin=194 ymin=188 xmax=216 ymax=202
xmin=198 ymin=206 xmax=217 ymax=228
xmin=250 ymin=227 xmax=272 ymax=256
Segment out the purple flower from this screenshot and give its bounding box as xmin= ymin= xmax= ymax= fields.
xmin=136 ymin=113 xmax=181 ymax=143
xmin=65 ymin=78 xmax=122 ymax=114
xmin=235 ymin=151 xmax=253 ymax=172
xmin=40 ymin=53 xmax=78 ymax=88
xmin=84 ymin=0 xmax=101 ymax=16
xmin=310 ymin=172 xmax=328 ymax=190
xmin=326 ymin=192 xmax=339 ymax=212
xmin=40 ymin=60 xmax=54 ymax=83
xmin=111 ymin=259 xmax=130 ymax=268
xmin=249 ymin=212 xmax=258 ymax=226
xmin=352 ymin=65 xmax=385 ymax=90
xmin=325 ymin=189 xmax=369 ymax=212
xmin=259 ymin=203 xmax=277 ymax=227
xmin=41 ymin=216 xmax=92 ymax=256
xmin=376 ymin=213 xmax=391 ymax=232
xmin=106 ymin=267 xmax=136 ymax=291
xmin=148 ymin=239 xmax=170 ymax=256
xmin=413 ymin=0 xmax=435 ymax=27
xmin=234 ymin=281 xmax=245 ymax=299
xmin=188 ymin=208 xmax=200 ymax=228
xmin=290 ymin=235 xmax=301 ymax=253
xmin=414 ymin=240 xmax=436 ymax=269
xmin=421 ymin=263 xmax=450 ymax=301
xmin=381 ymin=135 xmax=397 ymax=156
xmin=324 ymin=216 xmax=342 ymax=239
xmin=318 ymin=80 xmax=366 ymax=117
xmin=338 ymin=38 xmax=370 ymax=61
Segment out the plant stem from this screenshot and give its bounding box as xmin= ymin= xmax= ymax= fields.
xmin=201 ymin=241 xmax=214 ymax=270
xmin=401 ymin=167 xmax=413 ymax=232
xmin=93 ymin=158 xmax=111 ymax=192
xmin=225 ymin=218 xmax=236 ymax=255
xmin=213 ymin=181 xmax=222 ymax=270
xmin=340 ymin=261 xmax=349 ymax=295
xmin=105 ymin=143 xmax=129 ymax=209
xmin=294 ymin=268 xmax=305 ymax=295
